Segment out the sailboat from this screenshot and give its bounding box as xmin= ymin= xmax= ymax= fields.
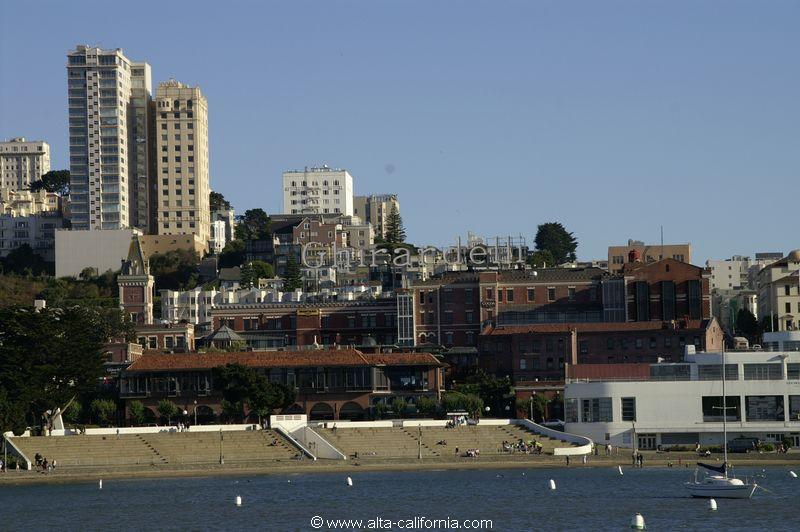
xmin=685 ymin=350 xmax=757 ymax=499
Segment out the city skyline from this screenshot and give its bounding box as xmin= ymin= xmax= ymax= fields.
xmin=1 ymin=1 xmax=798 ymax=263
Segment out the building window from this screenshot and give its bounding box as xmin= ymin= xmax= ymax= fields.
xmin=565 ymin=399 xmax=578 ymax=423
xmin=568 ymin=287 xmax=576 ymax=301
xmin=506 ymin=289 xmax=514 ymax=302
xmin=519 ymin=358 xmax=527 ymax=370
xmin=745 ymin=396 xmax=784 ymax=422
xmin=581 ymin=398 xmax=612 ymax=422
xmin=527 ymin=288 xmax=535 ymax=302
xmin=621 ymin=397 xmax=636 ymax=421
xmin=579 ymin=340 xmax=588 ymax=355
xmin=547 ymin=287 xmax=556 ymax=301
xmin=702 ymin=396 xmax=741 ymax=422
xmin=743 ymin=364 xmax=782 ymax=380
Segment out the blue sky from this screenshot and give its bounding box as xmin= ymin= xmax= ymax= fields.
xmin=1 ymin=0 xmax=798 ymax=263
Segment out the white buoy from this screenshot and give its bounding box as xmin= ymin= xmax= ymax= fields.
xmin=618 ymin=465 xmax=624 ymax=475
xmin=235 ymin=495 xmax=242 ymax=507
xmin=549 ymin=479 xmax=556 ymax=490
xmin=98 ymin=479 xmax=103 ymax=490
xmin=790 ymin=471 xmax=797 ymax=478
xmin=708 ymin=499 xmax=717 ymax=511
xmin=630 ymin=513 xmax=645 ymax=530
xmin=346 ymin=476 xmax=353 ymax=486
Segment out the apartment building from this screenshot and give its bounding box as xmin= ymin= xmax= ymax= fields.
xmin=0 ymin=189 xmax=60 ymax=216
xmin=67 ymin=45 xmax=140 ymax=230
xmin=706 ymin=255 xmax=752 ymax=291
xmin=283 ymin=166 xmax=354 ymax=216
xmin=353 ymin=194 xmax=399 ymax=239
xmin=757 ymin=250 xmax=800 ymax=332
xmin=0 ymin=211 xmax=63 ymax=261
xmin=0 ymin=137 xmax=50 ymax=193
xmin=129 ymin=62 xmax=156 ymax=233
xmin=608 ymin=239 xmax=691 ymax=273
xmin=154 ymin=80 xmax=210 ymax=250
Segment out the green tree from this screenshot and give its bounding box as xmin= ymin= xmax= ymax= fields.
xmin=219 ymin=239 xmax=246 ymax=268
xmin=416 ymin=396 xmax=438 ymax=417
xmin=391 ymin=397 xmax=408 ymax=418
xmin=455 ymin=369 xmax=513 ymax=415
xmin=30 ymin=169 xmax=70 ymax=195
xmin=534 ymin=222 xmax=578 ymax=265
xmin=373 ymin=402 xmax=388 ymax=420
xmin=241 ymin=260 xmax=274 ymax=288
xmin=129 ymin=400 xmax=146 ymax=426
xmin=209 ymin=191 xmax=231 ymax=211
xmin=90 ymin=398 xmax=117 ymax=426
xmin=249 ymin=377 xmax=296 ymax=423
xmin=735 ymin=308 xmax=759 ymax=338
xmin=0 ymin=305 xmax=133 ymax=434
xmin=515 ymin=395 xmax=548 ymax=422
xmin=148 ymin=249 xmax=200 ymax=291
xmin=234 ymin=209 xmax=271 ymax=240
xmin=2 ymin=244 xmax=50 ymax=276
xmin=213 ymin=363 xmax=258 ymax=405
xmin=283 ymin=255 xmax=303 ymax=291
xmin=384 ymin=205 xmax=406 ymax=245
xmin=157 ymin=399 xmax=179 ymax=425
xmin=527 ymin=249 xmax=555 ymax=268
xmin=63 ymin=400 xmax=82 ymax=424
xmin=221 ymin=399 xmax=244 ymax=423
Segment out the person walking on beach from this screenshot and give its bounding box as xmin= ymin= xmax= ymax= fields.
xmin=565 ymin=455 xmax=570 ymax=467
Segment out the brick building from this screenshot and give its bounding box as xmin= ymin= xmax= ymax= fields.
xmin=479 ymin=318 xmax=723 ymax=382
xmin=208 ymin=297 xmax=399 ymax=349
xmin=409 ymin=267 xmax=615 ymax=348
xmin=621 ymin=257 xmax=711 ymax=322
xmin=120 ymin=349 xmax=444 ymax=421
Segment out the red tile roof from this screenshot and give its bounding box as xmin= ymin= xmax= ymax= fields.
xmin=125 ymin=349 xmax=442 ymax=372
xmin=482 ymin=320 xmax=708 ymax=335
xmin=362 ymin=353 xmax=443 ymax=367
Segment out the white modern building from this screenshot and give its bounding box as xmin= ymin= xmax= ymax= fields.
xmin=564 ymin=348 xmax=800 ymax=450
xmin=706 ymin=255 xmax=752 ymax=291
xmin=283 ymin=166 xmax=354 ymax=216
xmin=0 ymin=138 xmax=51 ymax=193
xmin=209 ymin=219 xmax=227 ymax=254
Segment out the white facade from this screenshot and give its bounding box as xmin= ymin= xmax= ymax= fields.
xmin=55 ymin=228 xmax=140 ymax=277
xmin=757 ymin=250 xmax=800 ymax=332
xmin=67 ymin=45 xmax=138 ymax=230
xmin=706 ymin=256 xmax=752 ymax=291
xmin=0 ymin=212 xmax=63 ymax=261
xmin=564 ymin=350 xmax=800 ymax=449
xmin=209 ymin=219 xmax=226 ymax=254
xmin=282 ymin=166 xmax=354 ymax=216
xmin=0 ymin=138 xmax=51 ymax=193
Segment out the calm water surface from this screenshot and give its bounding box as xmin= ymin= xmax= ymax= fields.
xmin=2 ymin=466 xmax=799 ymax=531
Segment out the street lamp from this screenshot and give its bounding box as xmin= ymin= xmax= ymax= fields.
xmin=193 ymin=400 xmax=197 ymax=426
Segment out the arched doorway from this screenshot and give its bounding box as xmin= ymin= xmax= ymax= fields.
xmin=283 ymin=403 xmax=304 ymax=415
xmin=309 ymin=402 xmax=334 ymax=421
xmin=339 ymin=401 xmax=365 ymax=421
xmin=195 ymin=405 xmax=215 ymax=425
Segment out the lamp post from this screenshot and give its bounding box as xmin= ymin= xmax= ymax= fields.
xmin=193 ymin=400 xmax=197 ymax=426
xmin=418 ymin=425 xmax=422 ymax=460
xmin=219 ymin=428 xmax=224 ymax=465
xmin=529 ymin=393 xmax=534 ymax=421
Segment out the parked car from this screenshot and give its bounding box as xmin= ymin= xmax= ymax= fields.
xmin=727 ymin=437 xmax=760 ymax=453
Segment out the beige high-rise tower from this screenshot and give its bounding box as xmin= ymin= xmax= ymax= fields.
xmin=154 ymin=80 xmax=210 ymax=249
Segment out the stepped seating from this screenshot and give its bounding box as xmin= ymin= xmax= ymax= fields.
xmin=140 ymin=430 xmax=297 ymax=464
xmin=11 ymin=434 xmax=164 ymax=468
xmin=316 ymin=424 xmax=577 ymax=459
xmin=10 ymin=430 xmax=299 ymax=469
xmin=316 ymin=427 xmax=441 ymax=459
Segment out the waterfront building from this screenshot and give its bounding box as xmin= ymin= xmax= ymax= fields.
xmin=564 ymin=348 xmax=800 ymax=449
xmin=608 ymin=239 xmax=691 ymax=274
xmin=283 ymin=166 xmax=354 ymax=216
xmin=479 ymin=318 xmax=724 ymax=382
xmin=757 ymin=250 xmax=800 ymax=332
xmin=0 ymin=137 xmax=50 ymax=193
xmin=120 ymin=349 xmax=444 ymax=421
xmin=621 ymin=256 xmax=711 ymax=321
xmin=154 ymin=80 xmax=211 ymax=251
xmin=353 ymin=194 xmax=399 ymax=240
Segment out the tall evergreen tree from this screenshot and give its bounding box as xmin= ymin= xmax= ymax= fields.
xmin=283 ymin=255 xmax=303 ymax=291
xmin=384 ymin=205 xmax=406 ymax=244
xmin=534 ymin=222 xmax=578 ymax=265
